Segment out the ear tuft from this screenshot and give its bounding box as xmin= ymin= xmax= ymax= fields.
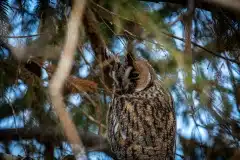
xmin=134 ymin=60 xmax=156 ymax=92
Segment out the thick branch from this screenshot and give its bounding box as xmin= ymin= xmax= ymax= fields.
xmin=83 ymin=6 xmax=113 ymax=89
xmin=83 ymin=7 xmax=108 ymax=61
xmin=49 ymin=0 xmax=87 ymax=159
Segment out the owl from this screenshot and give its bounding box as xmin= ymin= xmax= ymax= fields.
xmin=107 ymin=58 xmax=176 ymax=160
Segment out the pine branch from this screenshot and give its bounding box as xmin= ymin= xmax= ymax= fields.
xmin=90 ymin=2 xmax=240 ymax=65
xmin=161 ymin=32 xmax=240 ymax=65
xmin=0 ymin=127 xmax=109 ymax=150
xmin=0 ymin=127 xmax=116 ymax=159
xmin=0 ymin=153 xmax=27 ymax=160
xmin=140 ymin=0 xmax=240 ymax=15
xmin=83 ymin=6 xmax=113 ymax=90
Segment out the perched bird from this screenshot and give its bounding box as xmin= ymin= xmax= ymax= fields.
xmin=107 ymin=58 xmax=176 ymax=160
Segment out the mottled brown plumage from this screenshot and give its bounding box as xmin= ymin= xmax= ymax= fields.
xmin=0 ymin=19 xmax=10 ymax=45
xmin=107 ymin=59 xmax=176 ymax=160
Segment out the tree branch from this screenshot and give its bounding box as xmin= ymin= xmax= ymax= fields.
xmin=0 ymin=153 xmax=27 ymax=160
xmin=49 ymin=0 xmax=87 ymax=159
xmin=83 ymin=6 xmax=114 ymax=90
xmin=0 ymin=127 xmax=114 ymax=158
xmin=91 ymin=2 xmax=240 ymax=65
xmin=83 ymin=6 xmax=108 ymax=61
xmin=140 ymin=0 xmax=240 ymax=15
xmin=183 ymin=0 xmax=194 ymax=56
xmin=0 ymin=34 xmax=43 ymax=39
xmin=0 ymin=127 xmax=108 ymax=151
xmin=161 ymin=32 xmax=240 ymax=65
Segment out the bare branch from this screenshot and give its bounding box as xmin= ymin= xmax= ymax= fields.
xmin=49 ymin=0 xmax=87 ymax=159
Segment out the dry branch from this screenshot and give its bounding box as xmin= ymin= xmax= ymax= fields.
xmin=49 ymin=0 xmax=87 ymax=159
xmin=44 ymin=61 xmax=98 ymax=93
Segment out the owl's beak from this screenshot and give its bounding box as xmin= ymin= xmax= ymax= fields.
xmin=122 ymin=66 xmax=133 ymax=90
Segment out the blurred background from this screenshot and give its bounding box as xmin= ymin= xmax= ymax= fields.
xmin=0 ymin=0 xmax=240 ymax=159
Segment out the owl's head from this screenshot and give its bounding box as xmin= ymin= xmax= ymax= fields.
xmin=109 ymin=56 xmax=156 ymax=94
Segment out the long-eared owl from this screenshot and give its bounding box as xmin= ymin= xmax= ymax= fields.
xmin=107 ymin=57 xmax=176 ymax=160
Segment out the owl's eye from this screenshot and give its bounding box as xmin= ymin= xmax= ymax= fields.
xmin=130 ymin=71 xmax=140 ymax=80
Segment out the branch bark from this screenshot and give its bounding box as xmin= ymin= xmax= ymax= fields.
xmin=83 ymin=6 xmax=113 ymax=90
xmin=49 ymin=0 xmax=87 ymax=159
xmin=83 ymin=6 xmax=108 ymax=62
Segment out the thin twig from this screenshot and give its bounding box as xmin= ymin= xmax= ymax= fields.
xmin=176 ymin=153 xmax=185 ymax=159
xmin=1 ymin=34 xmax=43 ymax=39
xmin=81 ymin=111 xmax=106 ymax=130
xmin=67 ymin=100 xmax=107 ymax=130
xmin=6 ymin=96 xmax=28 ymax=156
xmin=49 ymin=0 xmax=87 ymax=159
xmin=161 ymin=32 xmax=240 ymax=65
